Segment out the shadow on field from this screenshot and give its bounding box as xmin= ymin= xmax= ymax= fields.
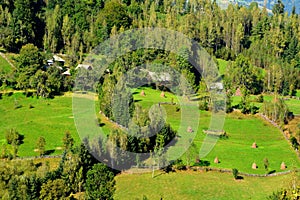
xmin=45 ymin=149 xmax=55 ymax=155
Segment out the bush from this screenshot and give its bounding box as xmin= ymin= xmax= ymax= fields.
xmin=256 ymin=95 xmax=264 ymax=103
xmin=290 ymin=136 xmax=299 ymax=150
xmin=172 ymin=159 xmax=186 ymax=170
xmin=232 ymin=168 xmax=238 ymax=179
xmin=198 ymin=99 xmax=208 ymax=111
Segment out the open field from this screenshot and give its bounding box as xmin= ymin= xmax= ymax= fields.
xmin=0 ymin=92 xmax=80 ymax=156
xmin=115 ymin=170 xmax=299 ymax=200
xmin=1 ymin=87 xmax=299 ymax=174
xmin=133 ymin=87 xmax=300 ymax=174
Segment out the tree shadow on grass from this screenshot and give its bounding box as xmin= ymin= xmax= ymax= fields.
xmin=194 ymin=160 xmax=210 ymax=167
xmin=99 ymin=123 xmax=106 ymax=127
xmin=268 ymin=170 xmax=276 ymax=174
xmin=44 ymin=149 xmax=55 ymax=155
xmin=236 ymin=175 xmax=244 ymax=180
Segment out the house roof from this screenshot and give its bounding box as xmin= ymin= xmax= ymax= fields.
xmin=53 ymin=55 xmax=65 ymax=62
xmin=62 ymin=69 xmax=71 ymax=76
xmin=75 ymin=64 xmax=93 ymax=70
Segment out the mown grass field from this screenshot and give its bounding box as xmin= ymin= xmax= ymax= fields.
xmin=133 ymin=87 xmax=300 ymax=174
xmin=0 ymin=92 xmax=80 ymax=157
xmin=115 ymin=170 xmax=298 ymax=200
xmin=1 ymin=87 xmax=299 ymax=174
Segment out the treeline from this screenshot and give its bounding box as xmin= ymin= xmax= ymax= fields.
xmin=0 ymin=0 xmax=299 ymax=94
xmin=0 ymin=134 xmax=116 ymax=199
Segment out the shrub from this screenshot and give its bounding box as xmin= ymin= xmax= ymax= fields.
xmin=232 ymin=168 xmax=238 ymax=179
xmin=172 ymin=159 xmax=186 ymax=170
xmin=256 ymin=95 xmax=264 ymax=103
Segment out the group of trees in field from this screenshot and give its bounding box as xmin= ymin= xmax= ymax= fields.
xmin=0 ymin=132 xmax=116 ymax=199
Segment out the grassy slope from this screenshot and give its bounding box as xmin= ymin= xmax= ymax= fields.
xmin=115 ymin=171 xmax=297 ymax=200
xmin=133 ymin=87 xmax=300 ymax=174
xmin=1 ymin=87 xmax=299 ymax=173
xmin=0 ymin=55 xmax=12 ymax=74
xmin=217 ymin=58 xmax=228 ymax=75
xmin=0 ymin=93 xmax=80 ymax=156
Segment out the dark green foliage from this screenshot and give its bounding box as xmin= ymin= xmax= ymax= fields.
xmin=262 ymin=98 xmax=290 ymax=125
xmin=62 ymin=131 xmax=74 ymax=151
xmin=36 ymin=136 xmax=46 ymax=156
xmin=290 ymin=136 xmax=299 ymax=150
xmin=15 ymin=44 xmax=43 ymax=90
xmin=263 ymin=158 xmax=269 ymax=171
xmin=232 ymin=168 xmax=238 ymax=179
xmin=85 ymin=163 xmax=116 ymax=200
xmin=272 ymin=0 xmax=285 ymax=15
xmin=39 ymin=179 xmax=68 ymax=199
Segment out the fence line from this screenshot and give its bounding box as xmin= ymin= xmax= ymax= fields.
xmin=125 ymin=166 xmax=299 ymax=177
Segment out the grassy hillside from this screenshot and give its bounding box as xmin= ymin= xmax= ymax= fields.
xmin=133 ymin=87 xmax=300 ymax=174
xmin=115 ymin=170 xmax=298 ymax=200
xmin=1 ymin=88 xmax=299 ymax=174
xmin=0 ymin=92 xmax=80 ymax=157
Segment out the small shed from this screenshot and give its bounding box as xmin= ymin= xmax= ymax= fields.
xmin=62 ymin=69 xmax=71 ymax=76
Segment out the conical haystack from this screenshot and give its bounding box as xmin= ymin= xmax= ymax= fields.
xmin=187 ymin=126 xmax=193 ymax=133
xmin=252 ymin=163 xmax=257 ymax=169
xmin=280 ymin=162 xmax=286 ymax=170
xmin=140 ymin=90 xmax=145 ymax=96
xmin=160 ymin=92 xmax=165 ymax=98
xmin=214 ymin=157 xmax=219 ymax=164
xmin=252 ymin=142 xmax=257 ymax=148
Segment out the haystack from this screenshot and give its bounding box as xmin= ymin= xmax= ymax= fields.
xmin=214 ymin=157 xmax=219 ymax=164
xmin=252 ymin=163 xmax=257 ymax=169
xmin=187 ymin=126 xmax=193 ymax=133
xmin=280 ymin=162 xmax=286 ymax=170
xmin=160 ymin=92 xmax=165 ymax=98
xmin=252 ymin=142 xmax=257 ymax=148
xmin=235 ymin=88 xmax=242 ymax=96
xmin=140 ymin=90 xmax=145 ymax=96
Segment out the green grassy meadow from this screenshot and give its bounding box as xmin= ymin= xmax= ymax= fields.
xmin=217 ymin=58 xmax=228 ymax=75
xmin=1 ymin=87 xmax=299 ymax=174
xmin=132 ymin=87 xmax=300 ymax=174
xmin=115 ymin=171 xmax=298 ymax=200
xmin=0 ymin=92 xmax=80 ymax=156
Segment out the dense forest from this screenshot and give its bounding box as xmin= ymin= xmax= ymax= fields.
xmin=0 ymin=0 xmax=299 ymax=95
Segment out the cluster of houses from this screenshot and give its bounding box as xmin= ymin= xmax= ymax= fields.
xmin=46 ymin=55 xmax=93 ymax=76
